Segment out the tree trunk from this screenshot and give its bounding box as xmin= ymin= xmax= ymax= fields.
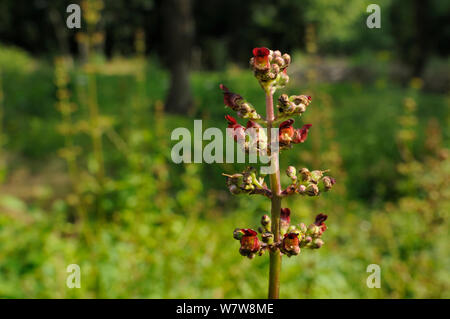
xmin=162 ymin=0 xmax=194 ymax=114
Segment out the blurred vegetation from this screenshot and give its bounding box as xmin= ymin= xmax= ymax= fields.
xmin=0 ymin=40 xmax=448 ymax=298
xmin=0 ymin=1 xmax=448 ymax=74
xmin=0 ymin=0 xmax=449 ymax=298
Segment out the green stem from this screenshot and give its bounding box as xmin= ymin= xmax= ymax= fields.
xmin=266 ymin=91 xmax=282 ymax=299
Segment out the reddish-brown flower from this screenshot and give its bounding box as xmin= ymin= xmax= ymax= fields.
xmin=314 ymin=213 xmax=328 ymax=235
xmin=220 ymin=84 xmax=243 ymax=110
xmin=292 ymin=124 xmax=312 ymax=144
xmin=252 ymin=47 xmax=270 ymax=69
xmin=239 ymin=228 xmax=261 ymax=257
xmin=279 ymin=119 xmax=295 ymax=146
xmin=281 ymin=232 xmax=300 ymax=256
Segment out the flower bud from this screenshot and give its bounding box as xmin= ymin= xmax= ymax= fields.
xmin=286 ymin=166 xmax=297 ymax=180
xmin=261 ymin=214 xmax=271 ymax=231
xmin=311 ymin=238 xmax=324 ymax=249
xmin=274 ymin=56 xmax=284 ymax=66
xmin=297 ymin=184 xmax=306 ymax=194
xmin=277 ymin=70 xmax=289 ymax=88
xmin=300 ymin=235 xmax=312 ymax=247
xmin=288 ymin=225 xmax=297 ymax=233
xmin=307 ymin=224 xmax=320 ymax=237
xmin=282 ymin=53 xmax=291 ymax=66
xmin=272 ymin=63 xmax=280 ymax=74
xmin=233 ymin=228 xmax=245 ymax=240
xmin=299 ymin=168 xmax=311 ymax=182
xmin=278 ymin=94 xmax=293 ymax=113
xmin=305 ymin=183 xmax=319 ymax=196
xmin=310 ymin=170 xmax=324 ymax=183
xmin=299 ymin=223 xmax=307 ymax=233
xmin=228 ymin=184 xmax=241 ymax=195
xmin=261 ymin=232 xmax=274 ymax=244
xmin=322 ymin=176 xmax=336 ymax=191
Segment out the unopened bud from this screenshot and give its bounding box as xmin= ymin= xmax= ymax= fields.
xmin=286 ymin=166 xmax=297 ymax=180
xmin=261 ymin=214 xmax=271 ymax=231
xmin=322 ymin=176 xmax=336 ymax=191
xmin=307 ymin=224 xmax=320 ymax=237
xmin=310 ymin=170 xmax=324 ymax=183
xmin=274 ymin=56 xmax=284 ymax=66
xmin=272 ymin=64 xmax=280 ymax=74
xmin=299 ymin=223 xmax=307 ymax=233
xmin=233 ymin=228 xmax=245 ymax=240
xmin=297 ymin=184 xmax=306 ymax=194
xmin=288 ymin=225 xmax=297 ymax=233
xmin=305 ymin=184 xmax=319 ymax=196
xmin=299 ymin=168 xmax=311 ymax=182
xmin=300 ymin=235 xmax=312 ymax=247
xmin=282 ymin=53 xmax=291 ymax=65
xmin=261 ymin=232 xmax=274 ymax=244
xmin=311 ymin=238 xmax=324 ymax=249
xmin=229 ymin=184 xmax=241 ymax=195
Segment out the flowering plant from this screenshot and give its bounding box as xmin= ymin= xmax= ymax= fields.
xmin=221 ymin=48 xmax=336 ymax=298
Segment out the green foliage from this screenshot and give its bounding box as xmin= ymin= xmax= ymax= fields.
xmin=0 ymin=50 xmax=448 ymax=298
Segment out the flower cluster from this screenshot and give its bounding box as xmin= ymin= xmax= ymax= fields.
xmin=233 ymin=210 xmax=328 ymax=258
xmin=282 ymin=166 xmax=336 ymax=196
xmin=250 ymin=48 xmax=291 ymax=91
xmin=277 ymin=94 xmax=312 ymax=118
xmin=220 ymin=84 xmax=261 ymax=120
xmin=223 ymin=166 xmax=271 ymax=198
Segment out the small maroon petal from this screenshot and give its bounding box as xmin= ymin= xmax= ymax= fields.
xmin=284 ymin=232 xmax=298 ymax=239
xmin=225 ymin=115 xmax=237 ymax=125
xmin=280 ymin=208 xmax=291 ymax=223
xmin=279 ymin=119 xmax=294 ymax=129
xmin=246 ymin=121 xmax=261 ymax=129
xmin=307 ymin=96 xmax=312 ymax=101
xmin=242 ymin=228 xmax=258 ymax=236
xmin=294 ymin=124 xmax=312 ymax=143
xmin=314 ymin=213 xmax=328 ymax=226
xmin=253 ymin=47 xmax=270 ymax=57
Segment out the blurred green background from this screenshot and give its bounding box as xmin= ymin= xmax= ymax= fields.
xmin=0 ymin=0 xmax=448 ymax=298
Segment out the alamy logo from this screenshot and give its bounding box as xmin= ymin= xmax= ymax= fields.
xmin=366 ymin=4 xmax=381 ymax=29
xmin=66 ymin=264 xmax=81 ymax=288
xmin=366 ymin=264 xmax=381 ymax=288
xmin=66 ymin=4 xmax=81 ymax=29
